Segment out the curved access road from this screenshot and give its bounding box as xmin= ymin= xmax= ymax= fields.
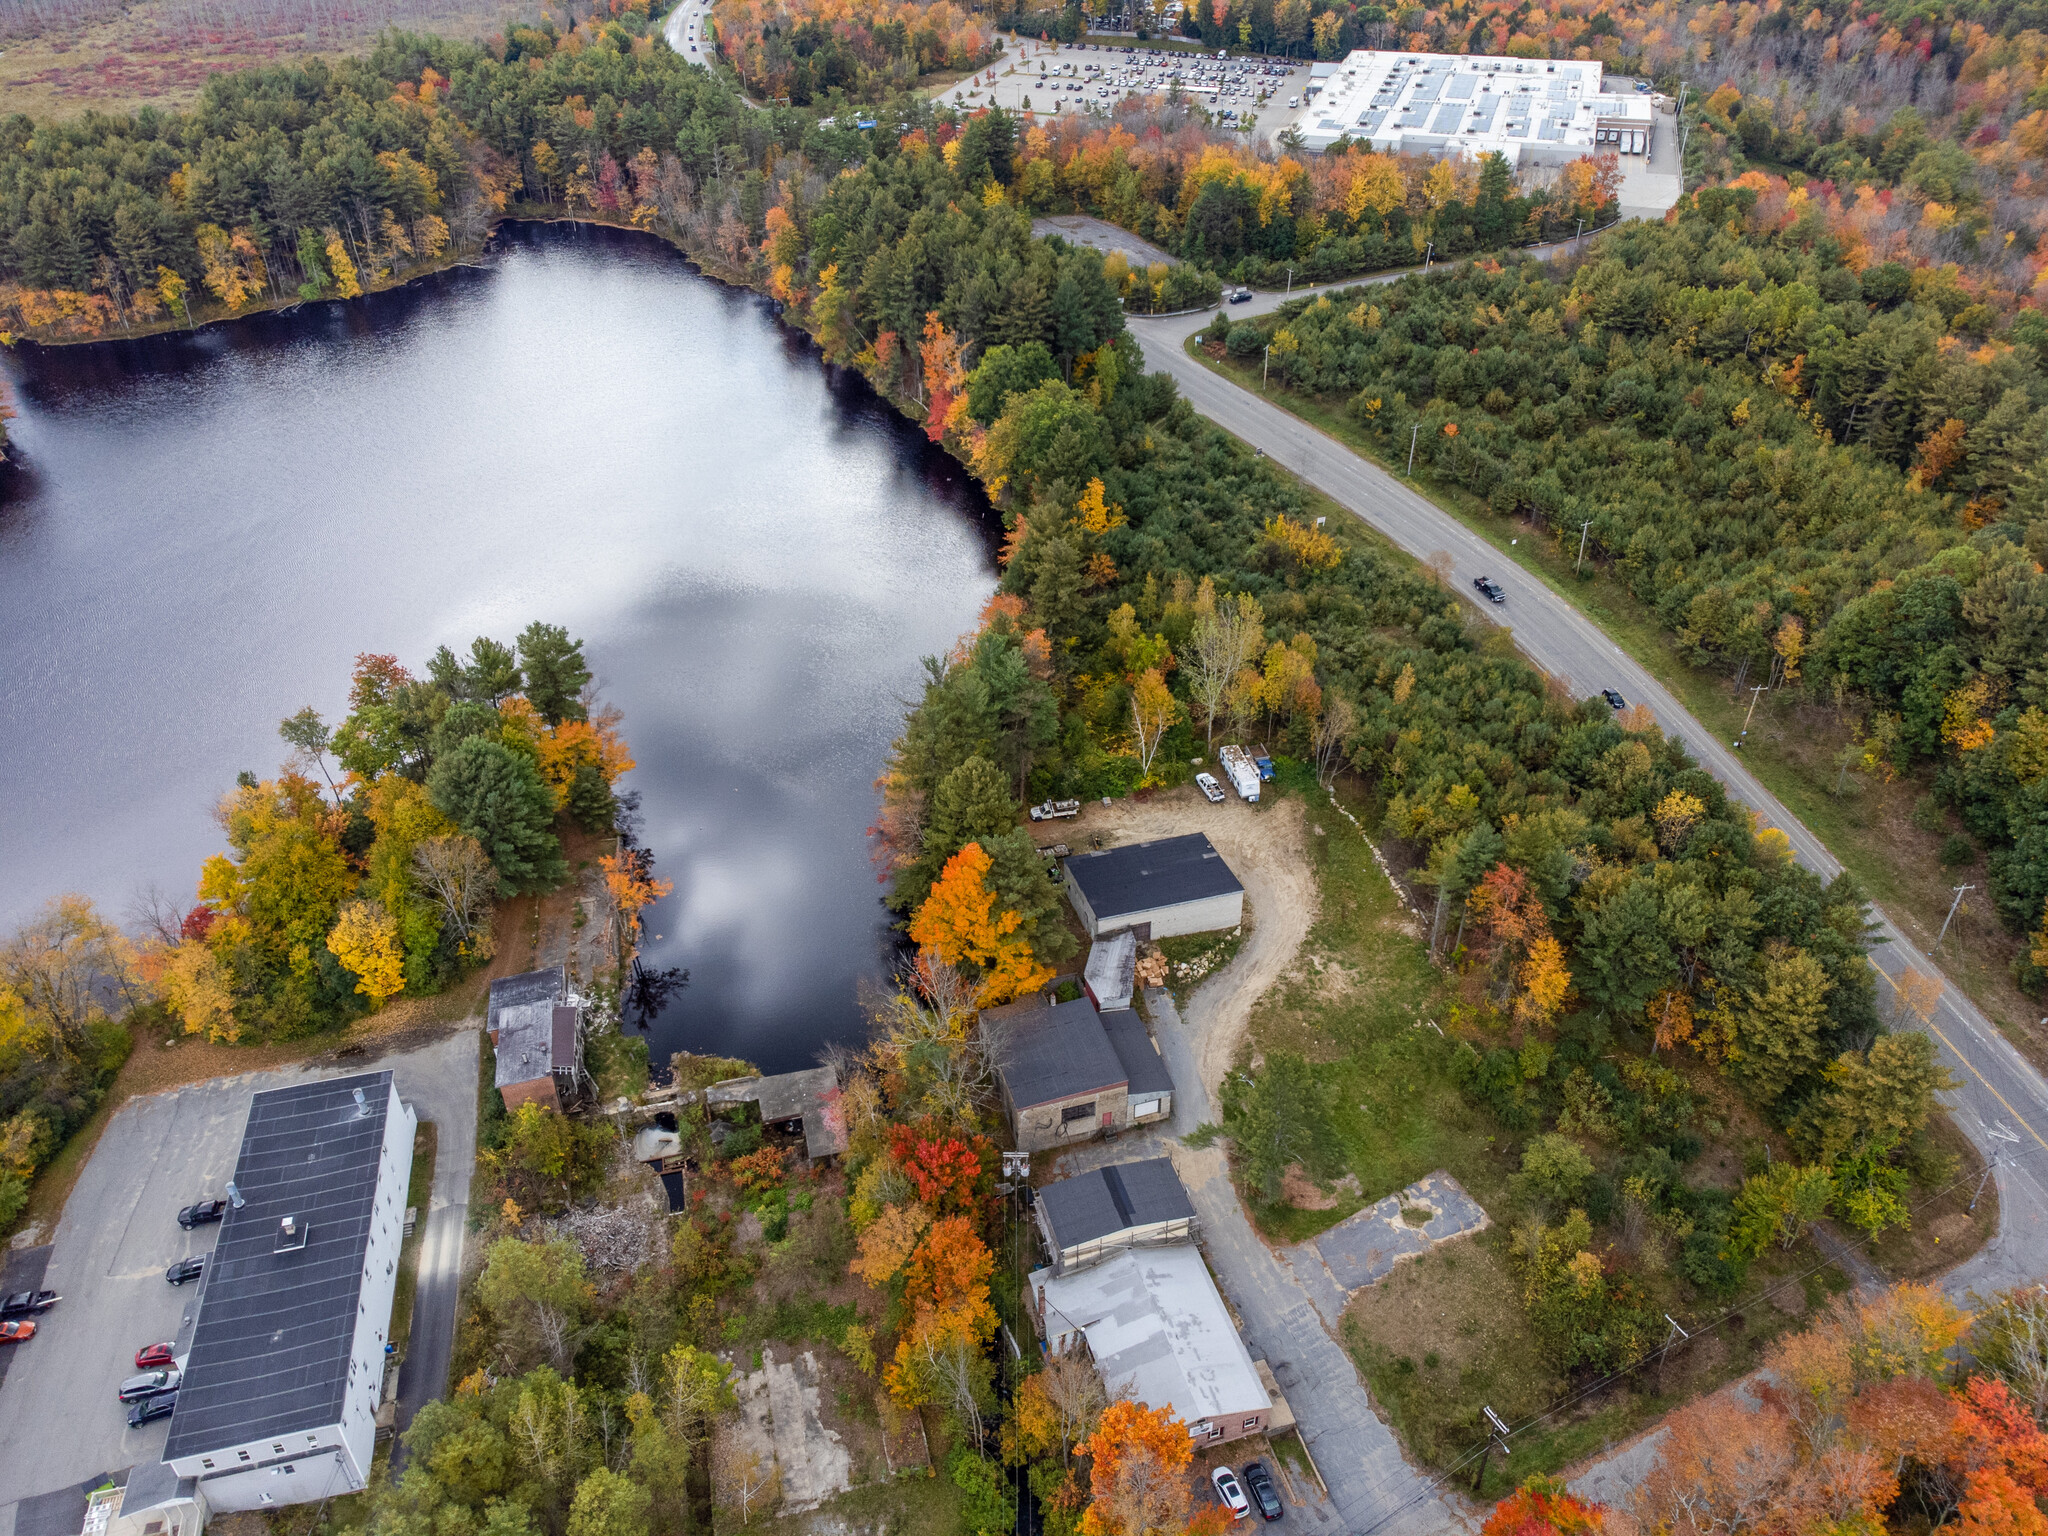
xmin=1128 ymin=287 xmax=2048 ymax=1305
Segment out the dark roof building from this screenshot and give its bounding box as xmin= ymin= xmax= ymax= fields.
xmin=162 ymin=1072 xmax=416 ymax=1512
xmin=1064 ymin=833 xmax=1245 ymax=940
xmin=982 ymin=994 xmax=1175 ymax=1152
xmin=1035 ymin=1158 xmax=1196 ymax=1274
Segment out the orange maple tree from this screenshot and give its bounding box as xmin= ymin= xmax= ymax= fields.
xmin=1078 ymin=1400 xmax=1226 ymax=1536
xmin=906 ymin=841 xmax=1053 ymax=1005
xmin=888 ymin=1125 xmax=986 ymax=1215
xmin=903 ymin=1214 xmax=996 ymax=1323
xmin=1480 ymin=1477 xmax=1605 ymax=1536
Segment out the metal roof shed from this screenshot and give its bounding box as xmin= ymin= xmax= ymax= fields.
xmin=1035 ymin=1158 xmax=1196 ymax=1274
xmin=1064 ymin=833 xmax=1244 ymax=940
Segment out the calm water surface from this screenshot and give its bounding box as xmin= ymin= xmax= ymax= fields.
xmin=0 ymin=223 xmax=999 ymax=1073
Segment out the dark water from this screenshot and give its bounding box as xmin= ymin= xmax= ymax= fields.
xmin=0 ymin=222 xmax=999 ymax=1073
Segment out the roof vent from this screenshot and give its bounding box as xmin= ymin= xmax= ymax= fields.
xmin=227 ymin=1180 xmax=245 ymax=1210
xmin=276 ymin=1214 xmax=309 ymax=1254
xmin=352 ymin=1086 xmax=368 ymax=1118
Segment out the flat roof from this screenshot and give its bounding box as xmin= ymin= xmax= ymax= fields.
xmin=984 ymin=995 xmax=1128 ymax=1110
xmin=1085 ymin=932 xmax=1136 ymax=1012
xmin=494 ymin=1000 xmax=573 ymax=1090
xmin=1034 ymin=1246 xmax=1270 ymax=1426
xmin=1101 ymin=1010 xmax=1174 ymax=1099
xmin=164 ymin=1072 xmax=397 ymax=1460
xmin=1066 ymin=833 xmax=1242 ymax=923
xmin=1038 ymin=1158 xmax=1194 ymax=1251
xmin=1294 ymin=49 xmax=1646 ymax=156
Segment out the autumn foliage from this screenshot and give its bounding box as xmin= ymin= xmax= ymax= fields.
xmin=906 ymin=841 xmax=1054 ymax=1006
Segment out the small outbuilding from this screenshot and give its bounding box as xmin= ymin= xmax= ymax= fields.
xmin=1030 ymin=1245 xmax=1272 ymax=1445
xmin=1083 ymin=931 xmax=1137 ymax=1012
xmin=1064 ymin=833 xmax=1244 ymax=941
xmin=1035 ymin=1157 xmax=1196 ymax=1275
xmin=487 ymin=965 xmax=583 ymax=1112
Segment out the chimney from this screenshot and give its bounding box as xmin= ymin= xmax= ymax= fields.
xmin=276 ymin=1214 xmax=309 ymax=1253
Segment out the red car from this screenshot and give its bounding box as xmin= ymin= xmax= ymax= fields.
xmin=0 ymin=1320 xmax=34 ymax=1344
xmin=135 ymin=1342 xmax=176 ymax=1369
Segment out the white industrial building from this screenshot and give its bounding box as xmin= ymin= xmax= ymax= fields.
xmin=1294 ymin=50 xmax=1656 ymax=163
xmin=158 ymin=1072 xmax=416 ymax=1512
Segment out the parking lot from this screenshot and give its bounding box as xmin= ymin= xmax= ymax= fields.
xmin=934 ymin=40 xmax=1315 ymax=144
xmin=0 ymin=1033 xmax=476 ymax=1533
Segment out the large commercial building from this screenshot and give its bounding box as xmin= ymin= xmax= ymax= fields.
xmin=1294 ymin=50 xmax=1656 ymax=163
xmin=160 ymin=1072 xmax=416 ymax=1512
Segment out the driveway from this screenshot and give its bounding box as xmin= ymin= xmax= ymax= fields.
xmin=1126 ymin=288 xmax=2048 ymax=1312
xmin=0 ymin=1030 xmax=477 ymax=1535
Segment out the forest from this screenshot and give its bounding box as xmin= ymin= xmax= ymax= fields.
xmin=1009 ymin=108 xmax=1622 ymax=283
xmin=711 ymin=0 xmax=996 ymax=103
xmin=1221 ymin=183 xmax=2048 ymax=986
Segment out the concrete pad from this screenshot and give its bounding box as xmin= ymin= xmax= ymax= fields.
xmin=731 ymin=1347 xmax=853 ymax=1515
xmin=1309 ymin=1171 xmax=1488 ymax=1292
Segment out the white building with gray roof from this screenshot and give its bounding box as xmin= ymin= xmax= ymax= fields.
xmin=1030 ymin=1245 xmax=1272 ymax=1445
xmin=1295 ymin=50 xmax=1656 ymax=164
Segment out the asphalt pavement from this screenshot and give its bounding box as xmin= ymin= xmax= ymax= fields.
xmin=0 ymin=1031 xmax=478 ymax=1534
xmin=1128 ymin=286 xmax=2048 ymax=1307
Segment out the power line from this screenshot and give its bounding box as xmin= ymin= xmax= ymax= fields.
xmin=1351 ymin=1141 xmax=2040 ymax=1534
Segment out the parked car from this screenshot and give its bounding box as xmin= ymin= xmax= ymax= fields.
xmin=1212 ymin=1466 xmax=1251 ymax=1521
xmin=1601 ymin=688 xmax=1627 ymax=710
xmin=0 ymin=1320 xmax=35 ymax=1344
xmin=1229 ymin=286 xmax=1253 ymax=303
xmin=165 ymin=1258 xmax=205 ymax=1286
xmin=127 ymin=1390 xmax=177 ymax=1428
xmin=135 ymin=1342 xmax=177 ymax=1370
xmin=1196 ymin=771 xmax=1226 ymax=804
xmin=1243 ymin=1461 xmax=1283 ymax=1521
xmin=0 ymin=1290 xmax=59 ymax=1319
xmin=118 ymin=1368 xmax=181 ymax=1403
xmin=178 ymin=1198 xmax=227 ymax=1229
xmin=1472 ymin=575 xmax=1507 ymax=603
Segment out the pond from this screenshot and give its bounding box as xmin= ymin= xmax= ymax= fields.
xmin=0 ymin=222 xmax=1000 ymax=1074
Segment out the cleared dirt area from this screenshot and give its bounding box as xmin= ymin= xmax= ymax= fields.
xmin=1033 ymin=786 xmax=1317 ymax=1106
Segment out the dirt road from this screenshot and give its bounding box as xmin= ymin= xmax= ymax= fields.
xmin=1037 ymin=786 xmax=1318 ymax=1099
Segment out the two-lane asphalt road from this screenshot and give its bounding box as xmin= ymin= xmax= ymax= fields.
xmin=1130 ymin=288 xmax=2048 ymax=1299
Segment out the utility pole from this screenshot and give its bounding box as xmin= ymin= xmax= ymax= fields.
xmin=1423 ymin=239 xmax=1434 ymax=270
xmin=1734 ymin=683 xmax=1764 ymax=748
xmin=1407 ymin=422 xmax=1420 ymax=475
xmin=1472 ymin=1406 xmax=1512 ymax=1495
xmin=1285 ymin=262 xmax=1294 ymax=295
xmin=1938 ymin=884 xmax=1975 ymax=954
xmin=1973 ymin=1121 xmax=2021 ymax=1211
xmin=1575 ymin=518 xmax=1593 ymax=573
xmin=1262 ymin=344 xmax=1270 ymax=390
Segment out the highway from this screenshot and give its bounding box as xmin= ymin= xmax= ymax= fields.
xmin=1129 ymin=287 xmax=2048 ymax=1301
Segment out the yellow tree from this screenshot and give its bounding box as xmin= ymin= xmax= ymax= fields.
xmin=1130 ymin=668 xmax=1178 ymax=781
xmin=327 ymin=901 xmax=405 ymax=1005
xmin=324 ymin=230 xmax=362 ymax=299
xmin=907 ymin=842 xmax=1053 ymax=1005
xmin=154 ymin=939 xmax=240 ymax=1042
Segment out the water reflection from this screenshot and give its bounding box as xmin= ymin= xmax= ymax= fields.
xmin=0 ymin=222 xmax=998 ymax=1073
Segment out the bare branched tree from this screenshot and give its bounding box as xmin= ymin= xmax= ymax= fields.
xmin=126 ymin=882 xmax=186 ymax=948
xmin=413 ymin=834 xmax=497 ymax=953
